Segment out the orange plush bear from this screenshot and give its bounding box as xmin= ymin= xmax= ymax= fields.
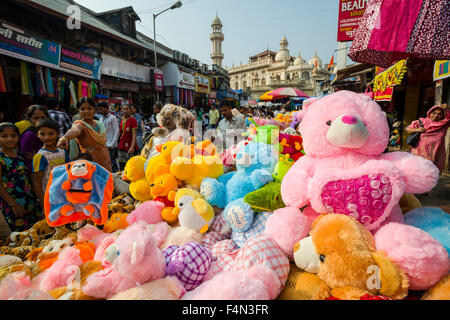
xmin=292 ymin=214 xmax=409 ymax=300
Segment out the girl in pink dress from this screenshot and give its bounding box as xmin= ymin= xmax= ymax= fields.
xmin=406 ymin=104 xmax=449 ymax=174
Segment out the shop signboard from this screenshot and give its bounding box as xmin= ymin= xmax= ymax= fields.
xmin=337 ymin=0 xmax=368 ymax=42
xmin=60 ymin=45 xmax=102 ymax=80
xmin=0 ymin=21 xmax=60 ymax=68
xmin=154 ymin=68 xmax=164 ymax=92
xmin=177 ymin=67 xmax=195 ymax=90
xmin=101 ymin=53 xmax=150 ymax=82
xmin=373 ymin=59 xmax=407 ymax=102
xmin=195 ymin=73 xmax=210 ymax=94
xmin=433 ymin=60 xmax=450 ymax=81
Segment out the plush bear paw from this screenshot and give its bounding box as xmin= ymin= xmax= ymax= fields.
xmin=224 ymin=199 xmax=254 ymax=233
xmin=200 ymin=178 xmax=226 ymax=208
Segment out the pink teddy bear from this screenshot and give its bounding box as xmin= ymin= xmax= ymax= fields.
xmin=281 ymin=91 xmax=439 ymax=232
xmin=81 ymin=223 xmax=166 ymax=299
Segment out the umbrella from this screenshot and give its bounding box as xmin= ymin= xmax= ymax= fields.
xmin=349 ymin=0 xmax=449 ymax=68
xmin=258 ymin=90 xmax=274 ymax=102
xmin=269 ymin=87 xmax=309 ymax=99
xmin=258 ymin=88 xmax=309 ymax=101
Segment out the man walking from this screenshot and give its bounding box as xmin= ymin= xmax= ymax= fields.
xmin=208 ymin=104 xmax=220 ymax=129
xmin=46 ymin=98 xmax=72 ymax=137
xmin=97 ymin=102 xmax=120 ymax=172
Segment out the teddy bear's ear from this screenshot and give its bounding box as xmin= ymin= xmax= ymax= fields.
xmin=310 ymin=214 xmax=327 ymax=231
xmin=371 ymin=251 xmax=409 ymax=299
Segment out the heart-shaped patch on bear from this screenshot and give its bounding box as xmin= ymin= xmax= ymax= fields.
xmin=321 ymin=173 xmax=392 ymax=227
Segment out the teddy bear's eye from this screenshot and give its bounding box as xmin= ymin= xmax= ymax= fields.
xmin=319 ymin=254 xmax=326 ymax=263
xmin=326 ymin=120 xmax=332 ymax=126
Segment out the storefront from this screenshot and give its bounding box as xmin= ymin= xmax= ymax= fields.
xmin=0 ymin=20 xmax=101 ymax=120
xmin=194 ymin=72 xmax=211 ymax=108
xmin=100 ymin=53 xmax=152 ymax=111
xmin=161 ymin=61 xmax=195 ymax=106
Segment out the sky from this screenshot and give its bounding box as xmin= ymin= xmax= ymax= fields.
xmin=75 ymin=0 xmax=344 ymax=69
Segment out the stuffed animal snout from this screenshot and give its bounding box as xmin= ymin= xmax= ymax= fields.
xmin=293 ymin=236 xmax=321 ymax=273
xmin=326 ymin=114 xmax=369 ymax=148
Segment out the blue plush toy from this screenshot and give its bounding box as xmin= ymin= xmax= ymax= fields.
xmin=223 ymin=199 xmax=271 ymax=248
xmin=404 ymin=207 xmax=450 ymax=255
xmin=201 ymin=142 xmax=278 ymax=209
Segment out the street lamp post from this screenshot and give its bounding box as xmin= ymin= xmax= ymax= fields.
xmin=153 ymin=1 xmax=182 ymax=102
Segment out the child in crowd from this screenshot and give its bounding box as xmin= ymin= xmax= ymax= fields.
xmin=31 ymin=118 xmax=71 ymax=210
xmin=0 ymin=123 xmax=42 ymax=238
xmin=20 ymin=105 xmax=48 ymax=172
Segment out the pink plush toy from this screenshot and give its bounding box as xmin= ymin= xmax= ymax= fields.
xmin=0 ymin=272 xmax=54 ymax=300
xmin=374 ymin=222 xmax=449 ymax=291
xmin=184 ymin=265 xmax=280 ymax=300
xmin=126 ymin=200 xmax=165 ymax=226
xmin=77 ymin=223 xmax=111 ymax=248
xmin=81 ymin=223 xmax=166 ymax=299
xmin=31 ymin=246 xmax=84 ymax=292
xmin=281 ymin=91 xmax=439 ymax=231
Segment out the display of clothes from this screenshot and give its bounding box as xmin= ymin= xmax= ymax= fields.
xmin=20 ymin=61 xmax=34 ymax=96
xmin=35 ymin=65 xmax=47 ymax=97
xmin=78 ymin=80 xmax=89 ymax=99
xmin=69 ymin=80 xmax=77 ymax=109
xmin=387 ymin=112 xmax=403 ymax=147
xmin=45 ymin=68 xmax=55 ymax=97
xmin=0 ymin=56 xmax=11 ymax=93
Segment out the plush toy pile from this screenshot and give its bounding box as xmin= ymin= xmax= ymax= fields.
xmin=0 ymin=92 xmax=448 ymax=300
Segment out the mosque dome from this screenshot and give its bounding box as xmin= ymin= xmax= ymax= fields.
xmin=309 ymin=50 xmax=322 ymax=68
xmin=294 ymin=51 xmax=305 ymax=65
xmin=275 ymin=35 xmax=291 ymax=62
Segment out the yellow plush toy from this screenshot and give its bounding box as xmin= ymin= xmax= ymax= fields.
xmin=171 ymin=188 xmax=215 ymax=234
xmin=145 ymin=141 xmax=185 ymax=185
xmin=170 ymin=141 xmax=223 ymax=188
xmin=123 ymin=156 xmax=152 ymax=202
xmin=150 ymin=173 xmax=181 ymax=224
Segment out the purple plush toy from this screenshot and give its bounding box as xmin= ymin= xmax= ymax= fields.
xmin=163 ymin=242 xmax=212 ymax=291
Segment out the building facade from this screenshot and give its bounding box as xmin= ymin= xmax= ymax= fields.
xmin=227 ymin=35 xmax=332 ymax=100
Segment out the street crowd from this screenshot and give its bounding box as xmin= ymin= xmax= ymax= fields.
xmin=0 ymin=98 xmax=295 ymax=238
xmin=0 ymin=97 xmax=448 ymax=240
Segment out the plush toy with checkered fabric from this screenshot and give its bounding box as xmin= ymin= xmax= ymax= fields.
xmin=163 ymin=242 xmax=212 ymax=291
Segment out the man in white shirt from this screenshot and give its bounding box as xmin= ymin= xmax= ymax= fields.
xmin=97 ymin=102 xmax=120 ymax=172
xmin=217 ymin=103 xmax=246 ymax=151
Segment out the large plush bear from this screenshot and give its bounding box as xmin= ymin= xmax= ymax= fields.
xmin=281 ymin=91 xmax=439 ymax=232
xmin=200 ymin=142 xmax=278 ymax=210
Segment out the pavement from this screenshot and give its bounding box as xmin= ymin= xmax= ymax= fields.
xmin=415 ymin=173 xmax=450 ymax=213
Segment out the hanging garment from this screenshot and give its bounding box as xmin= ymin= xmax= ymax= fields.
xmin=0 ymin=56 xmax=11 ymax=93
xmin=35 ymin=65 xmax=47 ymax=97
xmin=81 ymin=81 xmax=89 ymax=98
xmin=20 ymin=61 xmax=34 ymax=96
xmin=45 ymin=68 xmax=54 ymax=97
xmin=57 ymin=77 xmax=66 ymax=102
xmin=69 ymin=80 xmax=78 ymax=109
xmin=0 ymin=61 xmax=7 ymax=93
xmin=89 ymin=82 xmax=98 ymax=98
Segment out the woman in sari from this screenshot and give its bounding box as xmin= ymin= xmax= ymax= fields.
xmin=406 ymin=103 xmax=449 ymax=174
xmin=56 ymin=98 xmax=112 ymax=171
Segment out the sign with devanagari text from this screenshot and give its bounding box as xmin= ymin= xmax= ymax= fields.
xmin=0 ymin=21 xmax=60 ymax=68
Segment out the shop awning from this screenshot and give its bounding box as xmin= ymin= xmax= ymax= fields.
xmin=331 ymin=63 xmax=375 ymax=85
xmin=372 ymin=59 xmax=408 ymax=101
